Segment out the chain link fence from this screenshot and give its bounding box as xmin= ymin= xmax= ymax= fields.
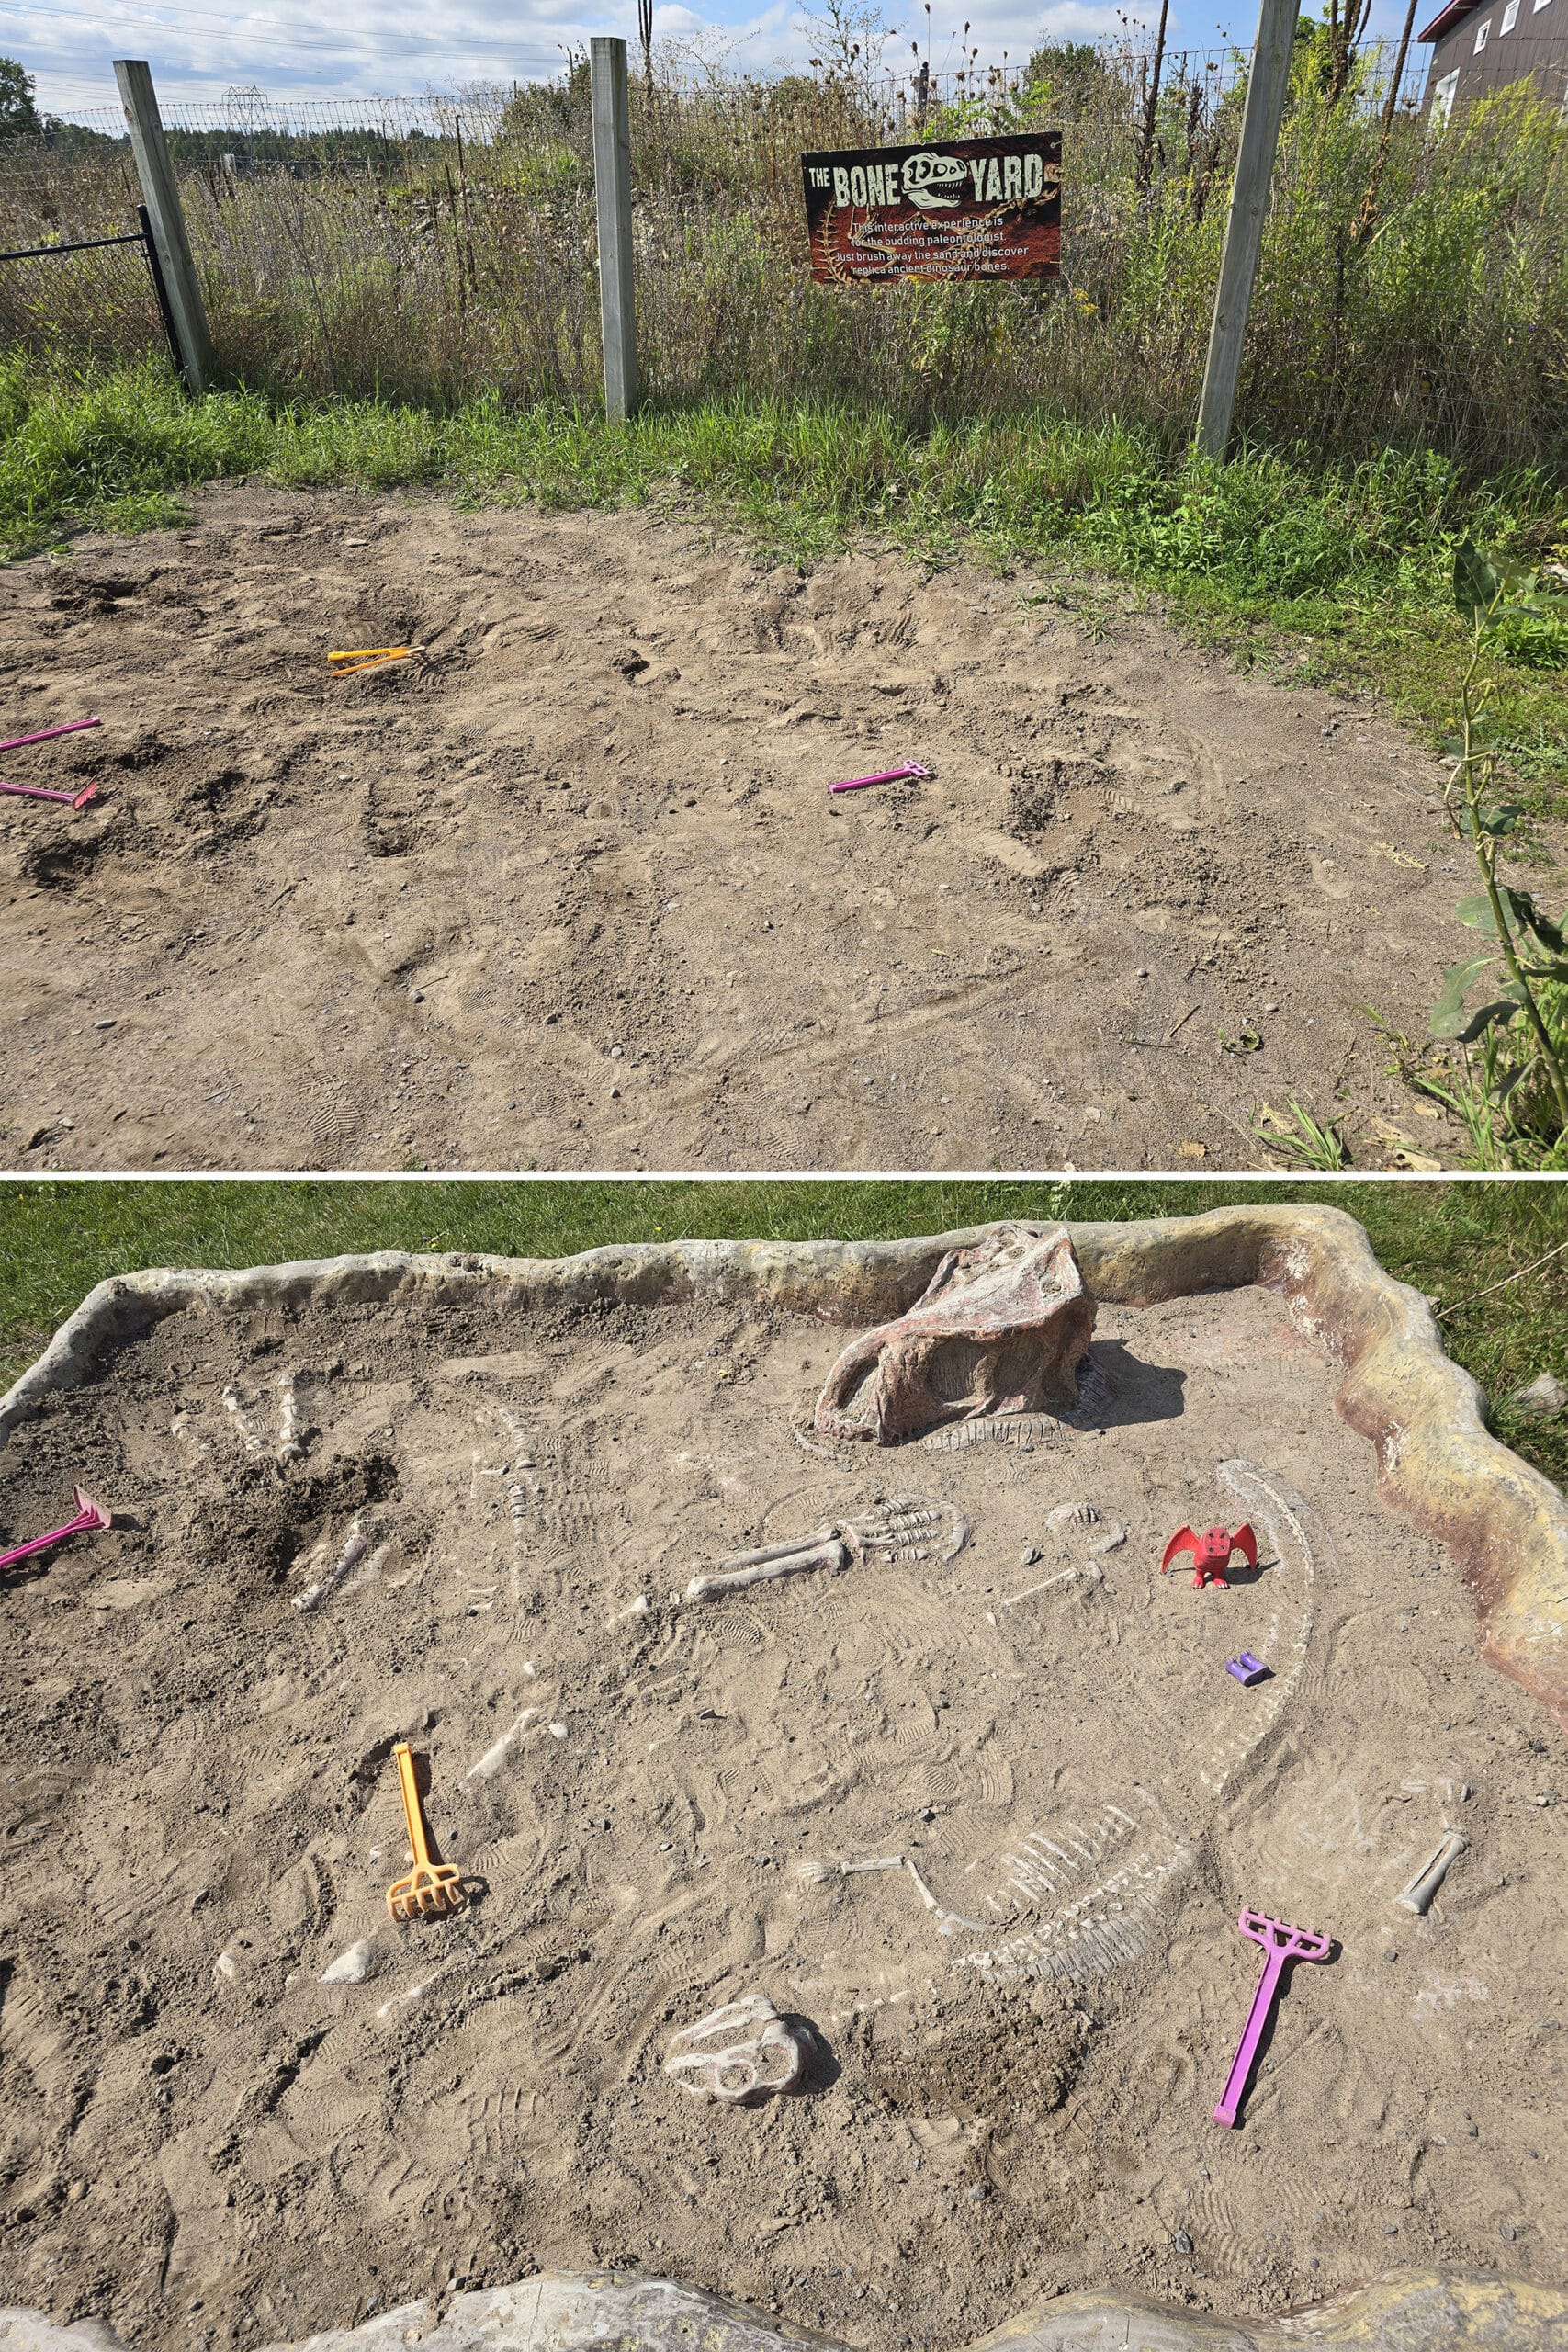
xmin=0 ymin=128 xmax=177 ymax=368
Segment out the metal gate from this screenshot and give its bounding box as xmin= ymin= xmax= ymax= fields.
xmin=0 ymin=204 xmax=185 ymax=379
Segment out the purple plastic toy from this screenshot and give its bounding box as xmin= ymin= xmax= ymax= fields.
xmin=1213 ymin=1908 xmax=1332 ymax=2129
xmin=1225 ymin=1652 xmax=1270 ymax=1685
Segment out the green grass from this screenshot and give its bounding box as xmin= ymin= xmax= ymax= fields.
xmin=1 ymin=1177 xmax=1563 ymax=1489
xmin=2 ymin=356 xmax=1563 ymax=813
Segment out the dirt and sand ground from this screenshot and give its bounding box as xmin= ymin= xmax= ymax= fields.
xmin=0 ymin=484 xmax=1523 ymax=1173
xmin=2 ymin=1277 xmax=1564 ymax=2350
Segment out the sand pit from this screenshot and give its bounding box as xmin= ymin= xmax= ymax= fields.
xmin=0 ymin=484 xmax=1522 ymax=1173
xmin=1 ymin=1217 xmax=1564 ymax=2352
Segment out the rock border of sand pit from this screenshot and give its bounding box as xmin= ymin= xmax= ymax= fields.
xmin=4 ymin=2262 xmax=1568 ymax=2351
xmin=1 ymin=1204 xmax=1563 ymax=1729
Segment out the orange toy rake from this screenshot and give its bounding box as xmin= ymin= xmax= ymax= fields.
xmin=386 ymin=1741 xmax=466 ymax=1923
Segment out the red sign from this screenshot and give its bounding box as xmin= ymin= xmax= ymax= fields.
xmin=801 ymin=132 xmax=1062 ymax=285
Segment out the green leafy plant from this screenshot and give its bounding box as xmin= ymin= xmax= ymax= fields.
xmin=1248 ymin=1098 xmax=1349 ymax=1169
xmin=1427 ymin=540 xmax=1568 ymax=1159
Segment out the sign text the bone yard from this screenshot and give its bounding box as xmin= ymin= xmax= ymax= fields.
xmin=801 ymin=132 xmax=1062 ymax=286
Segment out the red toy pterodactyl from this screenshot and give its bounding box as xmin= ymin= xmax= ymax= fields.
xmin=1160 ymin=1522 xmax=1257 ymax=1589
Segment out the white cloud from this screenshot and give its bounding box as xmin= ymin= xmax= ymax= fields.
xmin=3 ymin=0 xmax=1424 ymax=119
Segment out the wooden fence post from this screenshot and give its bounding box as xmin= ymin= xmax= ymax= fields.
xmin=591 ymin=37 xmax=639 ymax=424
xmin=1193 ymin=0 xmax=1296 ymax=460
xmin=114 ymin=59 xmax=216 ymax=393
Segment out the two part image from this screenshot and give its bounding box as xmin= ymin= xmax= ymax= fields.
xmin=3 ymin=15 xmax=1568 ymax=2352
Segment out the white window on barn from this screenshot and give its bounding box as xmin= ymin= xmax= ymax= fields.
xmin=1430 ymin=65 xmax=1461 ymax=124
xmin=1532 ymin=0 xmax=1551 ymax=13
xmin=1473 ymin=16 xmax=1491 ymax=45
xmin=1500 ymin=1 xmax=1518 ymax=28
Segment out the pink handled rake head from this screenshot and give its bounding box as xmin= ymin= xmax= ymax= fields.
xmin=1213 ymin=1906 xmax=1333 ymax=2130
xmin=0 ymin=1487 xmax=112 ymax=1578
xmin=0 ymin=777 xmax=98 ymax=809
xmin=1238 ymin=1907 xmax=1331 ymax=1964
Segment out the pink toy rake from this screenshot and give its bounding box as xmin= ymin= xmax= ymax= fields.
xmin=0 ymin=777 xmax=97 ymax=809
xmin=0 ymin=718 xmax=101 ymax=755
xmin=0 ymin=1487 xmax=111 ymax=1577
xmin=0 ymin=718 xmax=103 ymax=811
xmin=1213 ymin=1907 xmax=1332 ymax=2129
xmin=829 ymin=761 xmax=929 ymax=795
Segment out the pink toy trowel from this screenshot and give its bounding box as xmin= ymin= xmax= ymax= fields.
xmin=0 ymin=1487 xmax=112 ymax=1577
xmin=1213 ymin=1907 xmax=1332 ymax=2128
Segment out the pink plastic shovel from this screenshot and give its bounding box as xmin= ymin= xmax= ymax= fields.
xmin=0 ymin=1487 xmax=112 ymax=1577
xmin=0 ymin=718 xmax=102 ymax=754
xmin=829 ymin=760 xmax=930 ymax=794
xmin=1213 ymin=1907 xmax=1332 ymax=2128
xmin=0 ymin=777 xmax=97 ymax=808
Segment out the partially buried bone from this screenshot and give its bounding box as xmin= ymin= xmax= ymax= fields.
xmin=292 ymin=1518 xmax=373 ymax=1613
xmin=1046 ymin=1499 xmax=1100 ymax=1532
xmin=686 ymin=1496 xmax=966 ymax=1603
xmin=1002 ymin=1559 xmax=1104 ymax=1607
xmin=320 ymin=1939 xmax=376 ymax=1985
xmin=459 ymin=1707 xmax=544 ymax=1785
xmin=816 ymin=1222 xmax=1095 ymax=1444
xmin=1396 ymin=1832 xmax=1467 ymax=1916
xmin=796 ymin=1851 xmax=986 ymax=1934
xmin=277 ymin=1372 xmax=304 ymax=1464
xmin=687 ymin=1533 xmax=846 ymax=1603
xmin=222 ymin=1384 xmax=266 ymax=1456
xmin=664 ymin=1993 xmax=811 ymax=2103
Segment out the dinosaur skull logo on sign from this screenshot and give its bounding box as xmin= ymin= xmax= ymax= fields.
xmin=902 ymin=150 xmax=968 ymax=209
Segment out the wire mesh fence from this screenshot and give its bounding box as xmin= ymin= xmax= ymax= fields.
xmin=2 ymin=39 xmax=1562 ymax=472
xmin=0 ymin=232 xmax=170 ymax=369
xmin=0 ymin=121 xmax=170 ymax=368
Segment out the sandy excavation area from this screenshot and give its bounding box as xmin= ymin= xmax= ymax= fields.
xmin=0 ymin=483 xmax=1513 ymax=1173
xmin=1 ymin=1273 xmax=1565 ymax=2351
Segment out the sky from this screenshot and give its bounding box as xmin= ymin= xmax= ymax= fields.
xmin=5 ymin=0 xmax=1426 ymax=120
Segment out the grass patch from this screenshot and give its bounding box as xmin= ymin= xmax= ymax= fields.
xmin=2 ymin=356 xmax=1563 ymax=810
xmin=0 ymin=1177 xmax=1564 ymax=1490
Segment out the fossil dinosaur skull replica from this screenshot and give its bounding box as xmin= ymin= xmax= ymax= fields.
xmin=814 ymin=1222 xmax=1096 ymax=1445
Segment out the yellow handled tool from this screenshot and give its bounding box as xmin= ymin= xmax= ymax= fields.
xmin=386 ymin=1741 xmax=466 ymax=1922
xmin=328 ymin=647 xmax=413 ymax=660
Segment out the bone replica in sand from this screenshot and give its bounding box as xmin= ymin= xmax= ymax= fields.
xmin=664 ymin=1992 xmax=813 ymax=2103
xmin=815 ymin=1222 xmax=1095 ymax=1445
xmin=686 ymin=1495 xmax=967 ymax=1602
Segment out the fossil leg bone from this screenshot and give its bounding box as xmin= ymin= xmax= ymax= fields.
xmin=1396 ymin=1831 xmax=1467 ymax=1915
xmin=687 ymin=1536 xmax=848 ymax=1604
xmin=723 ymin=1526 xmax=840 ymax=1568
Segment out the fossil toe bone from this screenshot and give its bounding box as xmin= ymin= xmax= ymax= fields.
xmin=815 ymin=1223 xmax=1096 ymax=1445
xmin=1046 ymin=1498 xmax=1100 ymax=1533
